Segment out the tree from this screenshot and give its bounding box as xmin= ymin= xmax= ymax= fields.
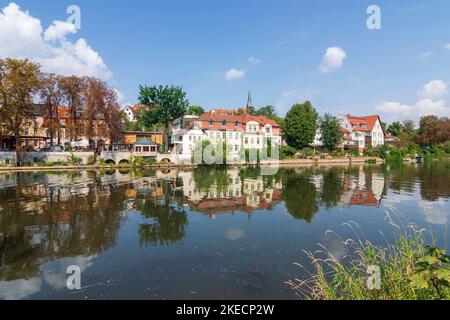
xmin=187 ymin=105 xmax=204 ymax=116
xmin=416 ymin=115 xmax=449 ymax=146
xmin=138 ymin=85 xmax=189 ymax=152
xmin=387 ymin=121 xmax=403 ymax=137
xmin=403 ymin=119 xmax=416 ymax=135
xmin=319 ymin=112 xmax=343 ymax=151
xmin=59 ymin=76 xmax=86 ymax=141
xmin=283 ymin=101 xmax=318 ymax=150
xmin=39 ymin=73 xmax=63 ymax=146
xmin=254 ymin=105 xmax=276 ymax=117
xmin=0 ymin=58 xmax=41 ymax=165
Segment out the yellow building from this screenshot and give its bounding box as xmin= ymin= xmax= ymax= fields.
xmin=122 ymin=131 xmax=163 ymax=146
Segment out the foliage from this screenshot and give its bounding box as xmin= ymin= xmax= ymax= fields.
xmin=283 ymin=101 xmax=318 ymax=150
xmin=0 ymin=58 xmax=41 ymax=165
xmin=66 ymin=154 xmax=82 ymax=166
xmin=137 ymin=85 xmax=189 ymax=151
xmin=410 ymin=246 xmax=450 ymax=298
xmin=187 ymin=105 xmax=204 ymax=116
xmin=416 ymin=115 xmax=449 ymax=146
xmin=87 ymin=155 xmax=96 ymax=165
xmin=287 ymin=223 xmax=450 ymax=300
xmin=319 ymin=113 xmax=343 ymax=151
xmin=280 ymin=145 xmax=297 ymax=159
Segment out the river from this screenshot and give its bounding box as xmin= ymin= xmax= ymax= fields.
xmin=0 ymin=163 xmax=449 ymax=299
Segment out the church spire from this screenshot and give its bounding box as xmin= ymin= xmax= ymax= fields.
xmin=246 ymin=91 xmax=253 ymax=113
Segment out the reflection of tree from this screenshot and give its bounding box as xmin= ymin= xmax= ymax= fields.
xmin=281 ymin=174 xmax=318 ymax=223
xmin=137 ymin=180 xmax=188 ymax=247
xmin=321 ymin=168 xmax=344 ymax=209
xmin=419 ymin=161 xmax=450 ymax=201
xmin=0 ymin=172 xmax=125 ymax=281
xmin=192 ymin=167 xmax=230 ymax=193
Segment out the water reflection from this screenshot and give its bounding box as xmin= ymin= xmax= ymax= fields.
xmin=0 ymin=162 xmax=449 ymax=299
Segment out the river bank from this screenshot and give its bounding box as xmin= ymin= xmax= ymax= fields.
xmin=0 ymin=157 xmax=384 ymax=172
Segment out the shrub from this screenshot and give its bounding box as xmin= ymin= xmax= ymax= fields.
xmin=87 ymin=155 xmax=96 ymax=165
xmin=67 ymin=154 xmax=82 ymax=166
xmin=280 ymin=145 xmax=297 ymax=159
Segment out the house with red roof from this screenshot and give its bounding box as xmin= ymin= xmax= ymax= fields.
xmin=170 ymin=94 xmax=283 ymax=163
xmin=338 ymin=114 xmax=385 ymax=152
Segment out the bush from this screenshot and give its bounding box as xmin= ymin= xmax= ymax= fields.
xmin=296 ymin=147 xmax=315 ymax=159
xmin=280 ymin=145 xmax=297 ymax=159
xmin=67 ymin=154 xmax=82 ymax=166
xmin=87 ymin=155 xmax=96 ymax=165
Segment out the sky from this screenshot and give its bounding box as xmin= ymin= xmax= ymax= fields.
xmin=0 ymin=0 xmax=449 ymax=124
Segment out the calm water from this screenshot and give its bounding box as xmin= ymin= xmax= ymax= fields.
xmin=0 ymin=163 xmax=449 ymax=300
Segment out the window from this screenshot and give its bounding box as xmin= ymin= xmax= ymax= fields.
xmin=235 ymin=145 xmax=239 ymax=151
xmin=135 ymin=146 xmax=142 ymax=152
xmin=24 ymin=128 xmax=29 ymax=135
xmin=257 ymin=138 xmax=260 ymax=145
xmin=222 ymin=120 xmax=226 ymax=128
xmin=189 ymin=135 xmax=192 ymax=141
xmin=143 ymin=146 xmax=149 ymax=152
xmin=228 ymin=132 xmax=232 ymax=139
xmin=216 ymin=132 xmax=220 ymax=139
xmin=235 ymin=121 xmax=239 ymax=128
xmin=150 ymin=146 xmax=156 ymax=152
xmin=245 ymin=137 xmax=248 ymax=144
xmin=209 ymin=121 xmax=213 ymax=127
xmin=235 ymin=132 xmax=239 ymax=139
xmin=222 ymin=132 xmax=226 ymax=139
xmin=266 ymin=127 xmax=270 ymax=133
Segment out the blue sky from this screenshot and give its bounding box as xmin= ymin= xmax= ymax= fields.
xmin=1 ymin=0 xmax=449 ymax=123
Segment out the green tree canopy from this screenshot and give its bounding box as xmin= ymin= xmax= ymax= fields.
xmin=137 ymin=85 xmax=189 ymax=151
xmin=319 ymin=112 xmax=343 ymax=151
xmin=187 ymin=105 xmax=205 ymax=116
xmin=283 ymin=101 xmax=318 ymax=150
xmin=387 ymin=121 xmax=404 ymax=137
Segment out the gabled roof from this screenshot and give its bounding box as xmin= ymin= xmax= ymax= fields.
xmin=347 ymin=115 xmax=381 ymax=132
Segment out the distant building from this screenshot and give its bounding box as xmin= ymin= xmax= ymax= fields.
xmin=123 ymin=104 xmax=143 ymax=122
xmin=123 ymin=131 xmax=163 ymax=146
xmin=338 ymin=114 xmax=385 ymax=152
xmin=170 ymin=95 xmax=282 ymax=162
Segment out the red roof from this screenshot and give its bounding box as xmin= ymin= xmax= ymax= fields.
xmin=348 ymin=115 xmax=381 ymax=132
xmin=197 ymin=110 xmax=280 ymax=131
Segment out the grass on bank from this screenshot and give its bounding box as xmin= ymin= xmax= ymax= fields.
xmin=287 ymin=215 xmax=450 ymax=300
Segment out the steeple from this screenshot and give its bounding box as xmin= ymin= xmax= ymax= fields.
xmin=246 ymin=91 xmax=253 ymax=113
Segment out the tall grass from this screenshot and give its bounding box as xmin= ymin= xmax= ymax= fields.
xmin=287 ymin=213 xmax=450 ymax=300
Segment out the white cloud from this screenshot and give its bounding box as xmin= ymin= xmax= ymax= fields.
xmin=445 ymin=43 xmax=450 ymax=50
xmin=375 ymin=99 xmax=449 ymax=122
xmin=248 ymin=56 xmax=261 ymax=64
xmin=418 ymin=51 xmax=433 ymax=59
xmin=319 ymin=47 xmax=346 ymax=74
xmin=44 ymin=20 xmax=76 ymax=42
xmin=0 ymin=2 xmax=111 ymax=79
xmin=224 ymin=68 xmax=245 ymax=81
xmin=419 ymin=80 xmax=448 ymax=99
xmin=114 ymin=89 xmax=125 ymax=103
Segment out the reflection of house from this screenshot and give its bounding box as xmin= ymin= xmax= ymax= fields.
xmin=338 ymin=167 xmax=385 ymax=207
xmin=178 ymin=170 xmax=283 ymax=218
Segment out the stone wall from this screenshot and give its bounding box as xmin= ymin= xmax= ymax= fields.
xmin=0 ymin=151 xmax=94 ymax=165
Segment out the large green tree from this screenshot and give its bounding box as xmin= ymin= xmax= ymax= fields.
xmin=0 ymin=58 xmax=41 ymax=165
xmin=319 ymin=112 xmax=343 ymax=151
xmin=283 ymin=101 xmax=318 ymax=150
xmin=138 ymin=85 xmax=189 ymax=151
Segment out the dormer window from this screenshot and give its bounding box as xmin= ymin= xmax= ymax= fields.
xmin=222 ymin=120 xmax=226 ymax=128
xmin=209 ymin=121 xmax=213 ymax=127
xmin=235 ymin=121 xmax=239 ymax=128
